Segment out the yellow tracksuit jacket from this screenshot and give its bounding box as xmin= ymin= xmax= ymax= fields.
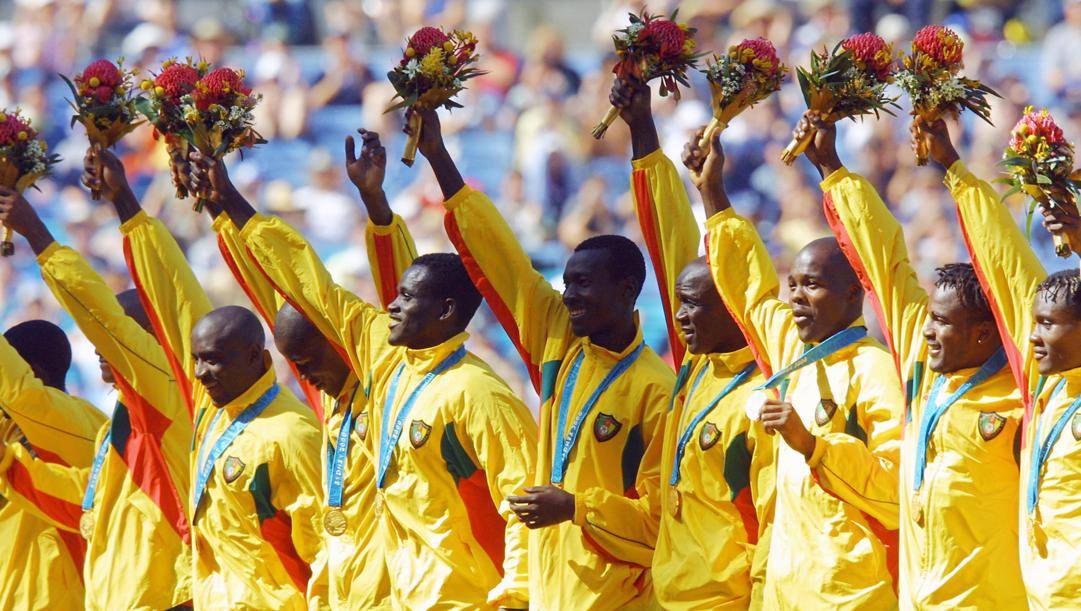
xmin=0 ymin=336 xmax=105 ymax=610
xmin=706 ymin=208 xmax=903 ymax=609
xmin=630 ymin=149 xmax=774 ymax=608
xmin=237 ymin=213 xmax=537 ymax=609
xmin=947 ymin=160 xmax=1080 ymax=609
xmin=442 ymin=186 xmax=674 ymax=610
xmin=213 ymin=212 xmax=417 ymax=609
xmin=821 ymin=167 xmax=1027 ymax=609
xmin=121 ymin=212 xmax=324 ymax=610
xmin=0 ymin=240 xmax=195 ymax=609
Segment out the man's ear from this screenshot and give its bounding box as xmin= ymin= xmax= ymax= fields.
xmin=439 ymin=298 xmax=457 ymax=323
xmin=619 ymin=277 xmax=639 ymax=307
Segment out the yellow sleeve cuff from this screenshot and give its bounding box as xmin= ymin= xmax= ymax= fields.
xmin=704 ymin=208 xmax=737 ymax=230
xmin=806 ymin=435 xmax=827 ymax=469
xmin=368 ymin=213 xmax=404 ymax=236
xmin=237 ymin=212 xmax=270 ymax=241
xmin=630 ymin=147 xmax=666 ymax=169
xmin=35 ymin=241 xmax=63 ymax=266
xmin=442 ymin=184 xmax=476 ymax=211
xmin=943 ymin=159 xmax=976 ymax=193
xmin=818 ymin=167 xmax=853 ymax=191
xmin=572 ymin=493 xmax=588 ymax=527
xmin=210 ymin=213 xmax=230 ymax=233
xmin=118 ymin=209 xmax=150 ymax=235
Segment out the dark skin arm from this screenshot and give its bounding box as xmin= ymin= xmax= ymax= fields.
xmin=911 ymin=115 xmax=961 ymax=172
xmin=345 ymin=129 xmax=393 ymax=226
xmin=409 ymin=108 xmax=466 ymax=200
xmin=760 ymin=398 xmax=817 ymax=460
xmin=610 ymin=77 xmax=660 ymax=160
xmin=681 ymin=125 xmax=729 ymax=216
xmin=797 ymin=110 xmax=844 ymax=180
xmin=188 ymin=152 xmax=255 ymax=229
xmin=507 ymin=485 xmax=575 ymax=529
xmin=82 ymin=145 xmax=142 ymax=223
xmin=0 ymin=188 xmax=55 ymax=255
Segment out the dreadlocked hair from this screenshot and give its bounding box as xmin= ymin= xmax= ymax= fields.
xmin=934 ymin=263 xmax=992 ymax=321
xmin=1037 ymin=269 xmax=1081 ymax=315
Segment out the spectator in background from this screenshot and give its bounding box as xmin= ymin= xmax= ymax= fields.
xmin=309 ymin=30 xmax=373 ymax=109
xmin=1043 ymin=0 xmax=1081 ymax=97
xmin=292 ymin=148 xmax=360 ymax=251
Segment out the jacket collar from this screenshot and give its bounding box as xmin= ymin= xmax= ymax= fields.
xmin=402 ymin=332 xmax=470 ymax=373
xmin=219 ymin=363 xmax=277 ymax=420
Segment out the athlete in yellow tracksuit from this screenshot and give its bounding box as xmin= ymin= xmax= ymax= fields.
xmin=223 ymin=203 xmax=536 ymax=609
xmin=910 ymin=118 xmax=1080 ymax=608
xmin=0 ymin=329 xmax=105 ymax=610
xmin=615 ymin=77 xmax=773 ymax=609
xmin=0 ymin=182 xmax=195 ymax=609
xmin=702 ymin=151 xmax=902 ymax=606
xmin=202 ymin=132 xmax=417 ymax=609
xmin=804 ymin=116 xmax=1026 ymax=608
xmin=404 ymin=109 xmax=672 ymax=610
xmin=119 ymin=204 xmax=324 ymax=609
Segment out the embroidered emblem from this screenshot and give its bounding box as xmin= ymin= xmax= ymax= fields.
xmin=593 ymin=413 xmax=622 ymax=442
xmin=815 ymin=399 xmax=838 ymax=427
xmin=1072 ymin=412 xmax=1081 ymax=442
xmin=978 ymin=412 xmax=1007 ymax=441
xmin=409 ymin=420 xmax=431 ymax=449
xmin=355 ymin=412 xmax=369 ymax=442
xmin=699 ymin=422 xmax=721 ymax=451
xmin=223 ymin=456 xmax=246 ymax=483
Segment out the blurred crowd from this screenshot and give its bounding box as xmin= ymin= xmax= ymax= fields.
xmin=1 ymin=0 xmax=1078 ymax=409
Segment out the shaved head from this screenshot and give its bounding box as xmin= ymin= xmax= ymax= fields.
xmin=675 ymin=256 xmax=745 ymax=355
xmin=5 ymin=320 xmax=71 ymax=390
xmin=676 ymin=257 xmax=712 ymax=285
xmin=788 ymin=237 xmax=864 ymax=343
xmin=795 ymin=238 xmax=860 ymax=291
xmin=191 ymin=306 xmax=268 ymax=406
xmin=273 ymin=304 xmax=351 ymax=396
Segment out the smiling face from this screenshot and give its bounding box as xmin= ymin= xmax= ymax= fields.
xmin=787 ymin=240 xmax=863 ymax=343
xmin=1031 ymin=293 xmax=1081 ymax=375
xmin=562 ymin=249 xmax=635 ymax=339
xmin=922 ymin=284 xmax=999 ymax=373
xmin=191 ymin=307 xmax=268 ymax=407
xmin=387 ymin=265 xmax=455 ymax=348
xmin=674 ymin=258 xmax=744 ymax=355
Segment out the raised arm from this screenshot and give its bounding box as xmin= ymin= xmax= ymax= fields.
xmin=82 ymin=147 xmax=213 ymax=414
xmin=802 ymin=112 xmax=928 ymax=386
xmin=614 ymin=78 xmax=699 ymax=365
xmin=916 ymin=118 xmax=1047 ymax=397
xmin=415 ymin=109 xmax=572 ymax=391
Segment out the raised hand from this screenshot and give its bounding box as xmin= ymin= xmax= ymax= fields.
xmin=1039 ymin=198 xmax=1081 ymax=257
xmin=610 ymin=77 xmax=659 ymax=158
xmin=82 ymin=145 xmax=141 ymax=222
xmin=188 ymin=151 xmax=233 ymax=208
xmin=0 ymin=187 xmax=53 ymax=254
xmin=508 ymin=485 xmax=575 ymax=529
xmin=760 ymin=399 xmax=817 ymax=460
xmin=346 ymin=128 xmax=392 ymax=226
xmin=798 ymin=110 xmax=842 ymax=179
xmin=682 ymin=125 xmax=728 ymax=216
xmin=406 ymin=107 xmax=444 ymax=161
xmin=911 ymin=116 xmax=960 ymax=171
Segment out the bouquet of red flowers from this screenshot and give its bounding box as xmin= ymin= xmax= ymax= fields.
xmin=387 ymin=27 xmax=483 ymax=166
xmin=895 ymin=26 xmax=999 ymax=165
xmin=0 ymin=109 xmax=60 ymax=256
xmin=699 ymin=37 xmax=787 ymax=147
xmin=138 ymin=59 xmax=263 ymax=210
xmin=60 ymin=58 xmax=143 ymax=199
xmin=1000 ymin=107 xmax=1081 ymax=257
xmin=781 ymin=33 xmax=899 ymax=164
xmin=593 ymin=9 xmax=703 ymax=139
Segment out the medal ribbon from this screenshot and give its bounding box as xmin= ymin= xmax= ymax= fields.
xmin=193 ymin=384 xmax=280 ymax=509
xmin=551 ymin=342 xmax=645 ymax=484
xmin=81 ymin=408 xmax=117 ymax=511
xmin=1027 ymin=378 xmax=1081 ymax=514
xmin=913 ymin=349 xmax=1006 ymax=491
xmin=756 ymin=327 xmax=867 ymax=397
xmin=377 ymin=346 xmax=467 ymax=488
xmin=326 ymin=383 xmax=361 ymax=508
xmin=669 ymin=361 xmax=757 ymax=485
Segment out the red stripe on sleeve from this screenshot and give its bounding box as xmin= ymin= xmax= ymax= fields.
xmin=457 ymin=470 xmax=506 ymax=574
xmin=371 ymin=232 xmax=401 ymax=309
xmin=632 ymin=169 xmax=683 ymax=368
xmin=259 ymin=511 xmax=311 ymax=593
xmin=7 ymin=460 xmax=82 ymax=530
xmin=703 ymin=238 xmax=775 ymax=383
xmin=443 ymin=214 xmax=541 ymax=392
xmin=732 ymin=485 xmax=759 ymax=544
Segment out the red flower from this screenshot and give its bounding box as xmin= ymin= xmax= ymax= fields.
xmin=641 ymin=18 xmax=687 ymax=58
xmin=737 ymin=37 xmax=781 ymax=72
xmin=0 ymin=112 xmax=36 ymax=145
xmin=155 ymin=63 xmax=200 ymax=101
xmin=77 ymin=60 xmax=122 ymax=88
xmin=913 ymin=25 xmax=963 ymax=68
xmin=1009 ymin=108 xmax=1066 ymax=153
xmin=201 ymin=68 xmax=250 ymax=97
xmin=408 ymin=26 xmax=450 ymax=57
xmin=842 ymin=33 xmax=894 ymax=81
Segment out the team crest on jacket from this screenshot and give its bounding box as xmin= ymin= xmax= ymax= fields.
xmin=978 ymin=412 xmax=1007 ymax=441
xmin=699 ymin=422 xmax=721 ymax=451
xmin=593 ymin=413 xmax=622 ymax=442
xmin=355 ymin=412 xmax=369 ymax=442
xmin=409 ymin=419 xmax=431 ymax=448
xmin=1072 ymin=412 xmax=1081 ymax=441
xmin=223 ymin=456 xmax=245 ymax=483
xmin=815 ymin=399 xmax=838 ymax=427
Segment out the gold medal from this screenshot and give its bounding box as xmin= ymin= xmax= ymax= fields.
xmin=668 ymin=486 xmax=681 ymax=518
xmin=323 ymin=508 xmax=347 ymax=536
xmin=79 ymin=511 xmax=94 ymax=540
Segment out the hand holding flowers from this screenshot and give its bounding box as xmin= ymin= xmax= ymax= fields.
xmin=700 ymin=37 xmax=786 ymax=148
xmin=0 ymin=110 xmax=60 ymax=256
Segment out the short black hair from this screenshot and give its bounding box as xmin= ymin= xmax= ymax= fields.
xmin=4 ymin=320 xmax=71 ymax=387
xmin=412 ymin=253 xmax=483 ymax=325
xmin=574 ymin=234 xmax=646 ymax=297
xmin=934 ymin=263 xmax=992 ymax=320
xmin=1037 ymin=269 xmax=1081 ymax=315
